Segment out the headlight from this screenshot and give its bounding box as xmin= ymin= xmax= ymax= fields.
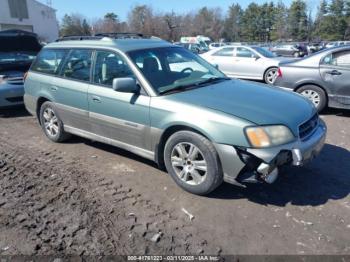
xmin=245 ymin=125 xmax=295 ymax=148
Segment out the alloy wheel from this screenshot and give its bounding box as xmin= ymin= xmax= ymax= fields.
xmin=43 ymin=107 xmax=59 ymax=137
xmin=301 ymin=89 xmax=321 ymax=107
xmin=170 ymin=142 xmax=207 ymax=186
xmin=266 ymin=68 xmax=278 ymax=84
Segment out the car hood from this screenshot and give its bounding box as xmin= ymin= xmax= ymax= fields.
xmin=0 ymin=35 xmax=42 ymax=52
xmin=166 ymin=79 xmax=316 ymax=136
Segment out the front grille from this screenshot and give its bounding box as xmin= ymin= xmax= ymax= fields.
xmin=7 ymin=77 xmax=24 ymax=85
xmin=5 ymin=96 xmax=23 ymax=103
xmin=299 ymin=114 xmax=319 ymax=140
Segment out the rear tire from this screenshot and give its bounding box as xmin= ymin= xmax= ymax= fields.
xmin=39 ymin=101 xmax=71 ymax=142
xmin=264 ymin=67 xmax=278 ymax=85
xmin=296 ymin=85 xmax=327 ymax=112
xmin=164 ymin=131 xmax=223 ymax=195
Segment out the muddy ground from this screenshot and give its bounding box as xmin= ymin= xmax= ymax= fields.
xmin=0 ymin=107 xmax=349 ymax=256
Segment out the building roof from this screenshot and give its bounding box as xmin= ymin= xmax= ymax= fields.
xmin=32 ymin=0 xmax=57 ymax=12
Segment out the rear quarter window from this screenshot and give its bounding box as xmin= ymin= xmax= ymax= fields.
xmin=31 ymin=49 xmax=67 ymax=75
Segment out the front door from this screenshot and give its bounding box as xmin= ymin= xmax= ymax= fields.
xmin=319 ymin=50 xmax=350 ymax=106
xmin=233 ymin=47 xmax=263 ymax=79
xmin=206 ymin=47 xmax=235 ymax=77
xmin=88 ymin=50 xmax=151 ymax=150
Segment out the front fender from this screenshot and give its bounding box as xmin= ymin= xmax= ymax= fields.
xmin=150 ymin=98 xmax=252 ymax=147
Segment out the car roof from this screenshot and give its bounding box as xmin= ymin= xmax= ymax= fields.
xmin=44 ymin=37 xmax=174 ymax=52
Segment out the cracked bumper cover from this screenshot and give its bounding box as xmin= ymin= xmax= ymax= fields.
xmin=214 ymin=119 xmax=327 ymax=185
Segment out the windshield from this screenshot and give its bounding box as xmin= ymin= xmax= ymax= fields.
xmin=0 ymin=51 xmax=37 ymax=63
xmin=251 ymin=47 xmax=276 ymax=58
xmin=128 ymin=47 xmax=226 ymax=94
xmin=198 ymin=41 xmax=208 ymax=49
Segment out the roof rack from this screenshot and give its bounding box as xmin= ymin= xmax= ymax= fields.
xmin=56 ymin=32 xmax=150 ymax=42
xmin=94 ymin=32 xmax=147 ymax=39
xmin=56 ymin=35 xmax=101 ymax=42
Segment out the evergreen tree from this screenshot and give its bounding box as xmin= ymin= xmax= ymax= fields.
xmin=288 ymin=0 xmax=308 ymax=41
xmin=223 ymin=4 xmax=243 ymax=41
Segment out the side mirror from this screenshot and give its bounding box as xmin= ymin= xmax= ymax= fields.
xmin=112 ymin=77 xmax=139 ymax=93
xmin=213 ymin=64 xmax=219 ymax=69
xmin=254 ymin=55 xmax=261 ymax=60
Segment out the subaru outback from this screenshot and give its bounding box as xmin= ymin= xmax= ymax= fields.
xmin=24 ymin=33 xmax=327 ymax=195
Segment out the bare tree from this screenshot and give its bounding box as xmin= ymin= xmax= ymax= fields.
xmin=128 ymin=5 xmax=155 ymax=35
xmin=92 ymin=13 xmax=128 ymax=34
xmin=60 ymin=13 xmax=91 ymax=36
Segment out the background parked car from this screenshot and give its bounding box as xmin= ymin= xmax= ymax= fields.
xmin=0 ymin=30 xmax=42 ymax=107
xmin=176 ymin=43 xmax=202 ymax=54
xmin=271 ymin=44 xmax=306 ymax=57
xmin=307 ymin=42 xmax=324 ymax=54
xmin=201 ymin=45 xmax=293 ymax=84
xmin=274 ymin=46 xmax=350 ymax=112
xmin=325 ymin=41 xmax=350 ymax=49
xmin=209 ymin=42 xmax=227 ymax=50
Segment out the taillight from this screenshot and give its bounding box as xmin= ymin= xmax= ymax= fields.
xmin=23 ymin=72 xmax=28 ymax=82
xmin=277 ymin=68 xmax=282 ymax=78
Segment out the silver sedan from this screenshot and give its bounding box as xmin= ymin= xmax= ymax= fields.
xmin=201 ymin=45 xmax=292 ymax=84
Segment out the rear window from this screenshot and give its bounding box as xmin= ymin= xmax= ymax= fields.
xmin=31 ymin=49 xmax=67 ymax=75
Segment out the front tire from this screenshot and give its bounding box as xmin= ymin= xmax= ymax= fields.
xmin=264 ymin=67 xmax=278 ymax=85
xmin=39 ymin=101 xmax=70 ymax=142
xmin=164 ymin=131 xmax=223 ymax=195
xmin=296 ymin=85 xmax=327 ymax=112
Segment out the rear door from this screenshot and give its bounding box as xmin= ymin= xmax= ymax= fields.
xmin=320 ymin=50 xmax=350 ymax=105
xmin=53 ymin=49 xmax=92 ymax=131
xmin=28 ymin=48 xmax=67 ymax=104
xmin=88 ymin=49 xmax=151 ymax=150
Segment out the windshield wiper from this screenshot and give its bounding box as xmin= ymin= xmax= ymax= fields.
xmin=196 ymin=77 xmax=230 ymax=86
xmin=159 ymin=83 xmax=199 ymax=95
xmin=159 ymin=77 xmax=230 ymax=96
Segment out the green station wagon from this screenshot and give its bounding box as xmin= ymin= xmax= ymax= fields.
xmin=24 ymin=34 xmax=327 ymax=195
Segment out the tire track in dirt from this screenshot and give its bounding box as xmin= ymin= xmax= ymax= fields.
xmin=0 ymin=138 xmax=213 ymax=255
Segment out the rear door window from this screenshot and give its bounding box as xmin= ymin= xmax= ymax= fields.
xmin=31 ymin=49 xmax=67 ymax=75
xmin=60 ymin=49 xmax=92 ymax=82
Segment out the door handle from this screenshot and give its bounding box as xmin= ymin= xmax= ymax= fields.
xmin=50 ymin=86 xmax=58 ymax=91
xmin=91 ymin=96 xmax=101 ymax=103
xmin=326 ymin=70 xmax=342 ymax=75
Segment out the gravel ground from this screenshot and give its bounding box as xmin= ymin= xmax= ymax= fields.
xmin=0 ymin=107 xmax=349 ymax=256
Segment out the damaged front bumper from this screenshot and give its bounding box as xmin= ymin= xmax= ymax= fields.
xmin=214 ymin=119 xmax=327 ymax=186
